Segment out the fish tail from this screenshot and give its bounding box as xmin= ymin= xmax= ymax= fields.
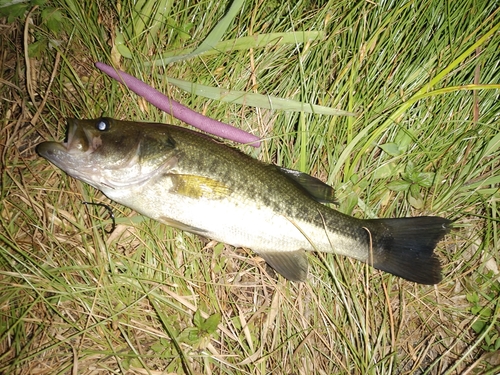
xmin=363 ymin=216 xmax=452 ymax=284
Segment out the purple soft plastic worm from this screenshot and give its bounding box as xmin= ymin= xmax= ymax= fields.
xmin=95 ymin=62 xmax=261 ymax=147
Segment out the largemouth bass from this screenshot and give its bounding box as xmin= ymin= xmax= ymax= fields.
xmin=37 ymin=118 xmax=452 ymax=284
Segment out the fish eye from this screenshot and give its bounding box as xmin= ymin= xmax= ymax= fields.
xmin=96 ymin=119 xmax=110 ymax=131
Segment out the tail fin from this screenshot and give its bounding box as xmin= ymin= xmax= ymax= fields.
xmin=366 ymin=217 xmax=452 ymax=284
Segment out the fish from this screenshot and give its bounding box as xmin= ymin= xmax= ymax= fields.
xmin=37 ymin=118 xmax=452 ymax=284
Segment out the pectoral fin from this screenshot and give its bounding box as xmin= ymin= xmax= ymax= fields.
xmin=169 ymin=174 xmax=230 ymax=199
xmin=258 ymin=250 xmax=309 ymax=282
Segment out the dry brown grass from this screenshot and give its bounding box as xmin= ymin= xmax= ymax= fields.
xmin=1 ymin=1 xmax=500 ymax=374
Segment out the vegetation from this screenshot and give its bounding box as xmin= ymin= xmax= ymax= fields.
xmin=1 ymin=0 xmax=499 ymax=373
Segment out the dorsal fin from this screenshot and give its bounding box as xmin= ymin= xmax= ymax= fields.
xmin=277 ymin=167 xmax=337 ymax=204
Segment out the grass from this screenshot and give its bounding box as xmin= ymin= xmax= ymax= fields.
xmin=1 ymin=0 xmax=499 ymax=373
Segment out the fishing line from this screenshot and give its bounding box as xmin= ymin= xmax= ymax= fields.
xmin=82 ymin=201 xmax=116 ymax=234
xmin=362 ymin=226 xmax=374 ymax=266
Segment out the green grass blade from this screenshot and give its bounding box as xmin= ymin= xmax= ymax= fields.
xmin=334 ymin=19 xmax=500 ymax=178
xmin=4 ymin=0 xmax=500 ymax=373
xmin=156 ymin=0 xmax=245 ymax=64
xmin=165 ymin=76 xmax=355 ymax=116
xmin=148 ymin=31 xmax=324 ymax=65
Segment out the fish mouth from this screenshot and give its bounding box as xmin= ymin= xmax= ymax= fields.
xmin=36 ymin=119 xmax=104 ymax=189
xmin=36 ymin=118 xmax=93 ymax=164
xmin=63 ymin=118 xmax=75 ymax=150
xmin=64 ymin=118 xmax=89 ymax=152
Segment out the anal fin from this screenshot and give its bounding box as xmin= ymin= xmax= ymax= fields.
xmin=258 ymin=250 xmax=309 ymax=282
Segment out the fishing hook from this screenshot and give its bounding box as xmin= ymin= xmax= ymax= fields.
xmin=82 ymin=201 xmax=116 ymax=234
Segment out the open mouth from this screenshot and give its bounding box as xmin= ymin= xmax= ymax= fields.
xmin=64 ymin=118 xmax=81 ymax=151
xmin=61 ymin=118 xmax=98 ymax=154
xmin=36 ymin=119 xmax=88 ymax=159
